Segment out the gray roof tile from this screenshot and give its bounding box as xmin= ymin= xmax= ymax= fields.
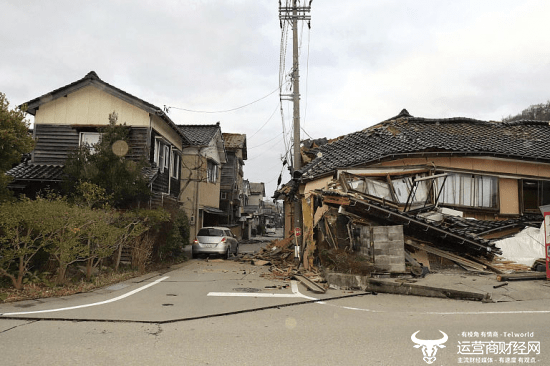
xmin=178 ymin=124 xmax=220 ymax=146
xmin=299 ymin=110 xmax=550 ymax=180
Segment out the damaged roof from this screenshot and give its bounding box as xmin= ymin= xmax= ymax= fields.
xmin=222 ymin=133 xmax=247 ymax=160
xmin=249 ymin=182 xmax=265 ymax=195
xmin=299 ymin=109 xmax=550 ymax=180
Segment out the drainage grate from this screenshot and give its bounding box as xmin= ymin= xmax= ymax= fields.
xmin=232 ymin=288 xmax=262 ymax=293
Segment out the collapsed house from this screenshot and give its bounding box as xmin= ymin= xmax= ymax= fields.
xmin=274 ymin=109 xmax=549 ymax=277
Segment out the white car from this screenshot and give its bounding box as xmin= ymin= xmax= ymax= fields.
xmin=191 ymin=227 xmax=239 ymax=259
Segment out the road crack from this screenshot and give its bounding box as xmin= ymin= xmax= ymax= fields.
xmin=0 ymin=319 xmax=39 ymax=334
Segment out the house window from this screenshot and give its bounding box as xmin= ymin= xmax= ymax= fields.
xmin=164 ymin=145 xmax=170 ymax=172
xmin=207 ymin=160 xmax=218 ymax=183
xmin=171 ymin=151 xmax=180 ymax=179
xmin=522 ymin=180 xmax=550 ymax=212
xmin=221 ymin=192 xmax=227 ymax=200
xmin=437 ymin=173 xmax=498 ymax=209
xmin=154 ymin=139 xmax=171 ymax=173
xmin=79 ymin=132 xmax=101 ymax=154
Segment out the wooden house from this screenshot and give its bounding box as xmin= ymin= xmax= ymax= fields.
xmin=7 ymin=71 xmax=189 ymax=207
xmin=178 ymin=123 xmax=227 ymax=241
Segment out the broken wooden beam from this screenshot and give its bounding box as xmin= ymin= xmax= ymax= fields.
xmin=293 ymin=274 xmax=326 ymax=294
xmin=496 ymin=272 xmax=547 ymax=282
xmin=406 ymin=241 xmax=488 ymax=272
xmin=322 ymin=195 xmax=351 ymax=206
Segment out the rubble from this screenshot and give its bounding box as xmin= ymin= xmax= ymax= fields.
xmin=256 ymin=173 xmax=547 ymax=288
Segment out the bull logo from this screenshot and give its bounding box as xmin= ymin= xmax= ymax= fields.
xmin=411 ymin=330 xmax=448 ymax=364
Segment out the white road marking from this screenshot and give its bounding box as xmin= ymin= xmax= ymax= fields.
xmin=207 ymin=280 xmax=320 ymax=300
xmin=0 ymin=276 xmax=169 ymax=316
xmin=209 ymin=280 xmax=550 ymax=315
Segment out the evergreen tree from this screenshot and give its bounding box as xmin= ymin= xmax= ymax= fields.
xmin=63 ymin=112 xmax=151 ymax=208
xmin=0 ymin=93 xmax=35 ymax=202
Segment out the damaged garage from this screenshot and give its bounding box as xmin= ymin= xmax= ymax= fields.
xmin=274 ymin=109 xmax=549 ymax=279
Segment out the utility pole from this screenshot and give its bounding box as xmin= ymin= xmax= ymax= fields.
xmin=279 ymin=1 xmax=311 ymax=260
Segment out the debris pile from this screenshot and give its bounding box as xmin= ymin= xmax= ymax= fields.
xmin=238 ymin=236 xmax=325 ymax=291
xmin=282 ymin=173 xmax=544 ymax=280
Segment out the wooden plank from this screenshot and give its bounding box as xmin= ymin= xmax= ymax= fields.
xmin=302 ymin=196 xmax=315 ymax=270
xmin=409 ymin=249 xmax=430 ymax=270
xmin=406 ymin=241 xmax=487 ymax=272
xmin=293 ymin=274 xmax=326 ymax=294
xmin=496 ymin=272 xmax=547 ymax=282
xmin=323 ymin=195 xmax=350 ymax=206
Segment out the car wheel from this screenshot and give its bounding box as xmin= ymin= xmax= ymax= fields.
xmin=190 ymin=251 xmax=195 ymax=259
xmin=225 ymin=247 xmax=231 ymax=260
xmin=235 ymin=244 xmax=239 ymax=256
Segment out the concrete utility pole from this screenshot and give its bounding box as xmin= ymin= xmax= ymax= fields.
xmin=279 ymin=0 xmax=311 ymax=259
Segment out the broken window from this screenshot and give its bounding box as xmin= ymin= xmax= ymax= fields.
xmin=522 ymin=180 xmax=550 ymax=212
xmin=436 ymin=173 xmax=498 ymax=209
xmin=392 ymin=175 xmax=430 ymax=205
xmin=349 ymin=178 xmax=393 ymax=201
xmin=345 ymin=173 xmax=431 ymax=206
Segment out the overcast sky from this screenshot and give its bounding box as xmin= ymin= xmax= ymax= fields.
xmin=2 ymin=0 xmax=550 ymax=198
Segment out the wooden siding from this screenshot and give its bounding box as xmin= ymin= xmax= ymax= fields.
xmin=127 ymin=127 xmax=149 ymax=162
xmin=33 ymin=124 xmax=149 ymax=166
xmin=33 ymin=124 xmax=79 ymax=165
xmin=170 ymin=177 xmax=180 ymax=198
xmin=221 ymin=153 xmax=237 ymax=190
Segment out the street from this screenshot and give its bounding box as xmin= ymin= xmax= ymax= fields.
xmin=1 ymin=237 xmax=549 ymax=366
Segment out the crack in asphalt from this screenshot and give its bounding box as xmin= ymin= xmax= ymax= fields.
xmin=0 ymin=292 xmax=373 ymax=328
xmin=0 ymin=319 xmax=39 ymax=334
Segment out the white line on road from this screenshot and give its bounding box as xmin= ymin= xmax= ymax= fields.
xmin=0 ymin=276 xmax=170 ymax=316
xmin=207 ymin=281 xmax=320 ymax=301
xmin=209 ymin=280 xmax=550 ymax=316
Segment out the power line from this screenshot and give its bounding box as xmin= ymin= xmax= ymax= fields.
xmin=247 ymin=136 xmax=285 ymax=161
xmin=164 ymin=85 xmax=281 ymax=114
xmin=249 ymin=131 xmax=284 ymax=149
xmin=248 ymin=102 xmax=281 ymax=140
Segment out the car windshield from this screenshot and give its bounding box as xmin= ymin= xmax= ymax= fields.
xmin=197 ymin=228 xmax=225 ymax=237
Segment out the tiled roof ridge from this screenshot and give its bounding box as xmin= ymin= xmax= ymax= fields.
xmin=178 ymin=123 xmax=221 ymax=128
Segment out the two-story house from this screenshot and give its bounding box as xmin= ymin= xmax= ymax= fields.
xmin=7 ymin=71 xmax=189 ymax=208
xmin=220 ymin=133 xmax=247 ymax=226
xmin=178 ymin=123 xmax=227 ymax=241
xmin=244 ymin=181 xmax=266 ymax=235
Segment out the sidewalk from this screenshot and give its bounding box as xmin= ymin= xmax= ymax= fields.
xmin=325 ymin=270 xmax=550 ymax=302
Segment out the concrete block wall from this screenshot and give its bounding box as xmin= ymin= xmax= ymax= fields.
xmin=372 ymin=225 xmax=405 ymax=272
xmin=356 ymin=225 xmax=405 ymax=273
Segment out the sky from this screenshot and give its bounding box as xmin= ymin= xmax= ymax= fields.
xmin=2 ymin=0 xmax=550 ymax=198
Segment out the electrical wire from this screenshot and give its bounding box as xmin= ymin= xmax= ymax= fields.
xmin=165 ymin=85 xmax=281 ymax=114
xmin=249 ymin=132 xmax=285 ymax=149
xmin=247 ymin=136 xmax=285 ymax=162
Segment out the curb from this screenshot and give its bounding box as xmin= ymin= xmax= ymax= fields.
xmin=325 ymin=272 xmax=492 ymax=302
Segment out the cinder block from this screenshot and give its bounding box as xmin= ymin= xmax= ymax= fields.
xmin=375 ymin=255 xmax=391 ymax=265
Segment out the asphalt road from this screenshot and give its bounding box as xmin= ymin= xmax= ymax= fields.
xmin=1 ymin=234 xmax=549 ymax=365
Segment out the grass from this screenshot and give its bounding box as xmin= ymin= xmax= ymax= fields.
xmin=0 ymin=271 xmax=140 ymax=304
xmin=0 ymin=257 xmax=187 ymax=304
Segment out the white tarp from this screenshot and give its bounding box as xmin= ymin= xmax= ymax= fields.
xmin=494 ymin=225 xmax=546 ymax=266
